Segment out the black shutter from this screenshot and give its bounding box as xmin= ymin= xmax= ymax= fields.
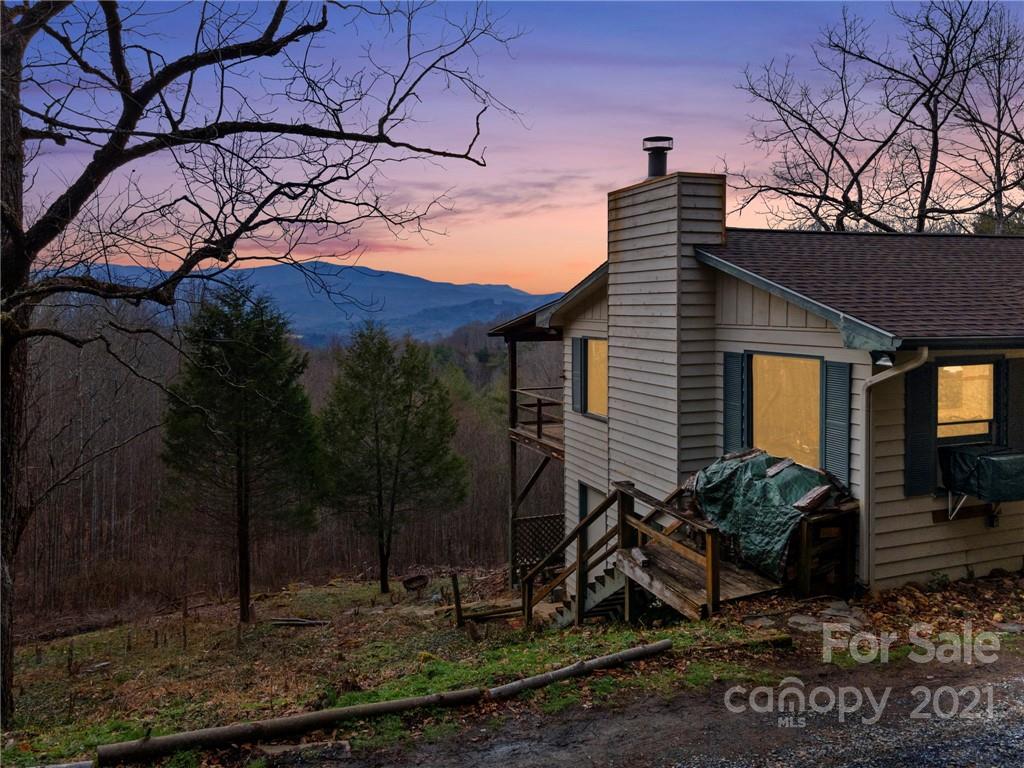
xmin=723 ymin=352 xmax=747 ymax=454
xmin=823 ymin=361 xmax=851 ymax=486
xmin=1005 ymin=358 xmax=1024 ymax=449
xmin=904 ymin=362 xmax=937 ymax=496
xmin=578 ymin=483 xmax=588 ymax=521
xmin=571 ymin=338 xmax=584 ymax=413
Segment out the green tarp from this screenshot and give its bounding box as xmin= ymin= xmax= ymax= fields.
xmin=694 ymin=453 xmax=843 ymax=582
xmin=940 ymin=446 xmax=1024 ymax=504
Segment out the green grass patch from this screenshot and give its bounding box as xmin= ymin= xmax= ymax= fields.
xmin=349 ymin=714 xmax=410 ymax=751
xmin=1 ymin=718 xmax=147 ymax=768
xmin=826 ymin=642 xmax=915 ymax=669
xmin=536 ymin=681 xmax=582 ymax=714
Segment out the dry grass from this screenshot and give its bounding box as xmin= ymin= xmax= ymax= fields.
xmin=3 ymin=572 xmax=782 ymax=766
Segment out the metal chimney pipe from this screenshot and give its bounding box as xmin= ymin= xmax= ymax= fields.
xmin=643 ymin=136 xmax=673 ymax=177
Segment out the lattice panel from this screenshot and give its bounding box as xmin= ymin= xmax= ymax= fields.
xmin=514 ymin=513 xmax=566 ymax=569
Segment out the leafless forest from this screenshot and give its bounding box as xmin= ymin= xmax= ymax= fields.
xmin=15 ymin=314 xmax=561 ymax=632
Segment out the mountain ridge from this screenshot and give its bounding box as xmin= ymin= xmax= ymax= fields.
xmin=76 ymin=261 xmax=561 ymax=343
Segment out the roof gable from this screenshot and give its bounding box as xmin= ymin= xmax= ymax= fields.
xmin=698 ymin=229 xmax=1024 ymax=349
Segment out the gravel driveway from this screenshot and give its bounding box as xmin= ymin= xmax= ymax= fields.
xmin=331 ymin=650 xmax=1024 ymax=768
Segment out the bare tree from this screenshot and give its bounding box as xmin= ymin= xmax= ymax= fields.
xmin=956 ymin=4 xmax=1024 ymax=232
xmin=0 ymin=0 xmax=516 ymax=715
xmin=730 ymin=1 xmax=1024 ymax=233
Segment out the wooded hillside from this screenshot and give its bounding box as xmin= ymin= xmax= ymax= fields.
xmin=15 ymin=314 xmax=561 ymax=633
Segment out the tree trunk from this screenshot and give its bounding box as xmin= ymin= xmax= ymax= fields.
xmin=1 ymin=22 xmax=29 ymax=718
xmin=236 ymin=436 xmax=251 ymax=623
xmin=0 ymin=326 xmax=29 ymax=719
xmin=377 ymin=536 xmax=390 ymax=594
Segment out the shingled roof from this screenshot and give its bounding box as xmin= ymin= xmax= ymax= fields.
xmin=697 ymin=229 xmax=1024 ymax=349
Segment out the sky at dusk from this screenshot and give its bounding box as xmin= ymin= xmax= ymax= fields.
xmin=29 ymin=2 xmax=907 ymax=295
xmin=348 ymin=1 xmax=902 ymax=293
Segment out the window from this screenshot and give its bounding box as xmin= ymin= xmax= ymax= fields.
xmin=904 ymin=357 xmax=1019 ymax=497
xmin=572 ymin=337 xmax=607 ymax=417
xmin=751 ymin=354 xmax=821 ymax=467
xmin=585 ymin=339 xmax=608 ymax=417
xmin=937 ymin=363 xmax=995 ymax=441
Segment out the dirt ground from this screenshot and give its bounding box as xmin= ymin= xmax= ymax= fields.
xmin=330 ymin=645 xmax=1024 ymax=768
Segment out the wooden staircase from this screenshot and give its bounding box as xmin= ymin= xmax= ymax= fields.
xmin=551 ymin=566 xmax=626 ymax=628
xmin=520 ymin=481 xmax=783 ymax=627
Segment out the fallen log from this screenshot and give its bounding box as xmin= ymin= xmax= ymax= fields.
xmin=269 ymin=618 xmax=329 ymax=627
xmin=486 ymin=639 xmax=673 ymax=700
xmin=96 ymin=687 xmax=484 ymax=765
xmin=96 ymin=639 xmax=672 ymax=764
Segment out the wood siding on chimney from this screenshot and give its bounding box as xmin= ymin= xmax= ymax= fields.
xmin=608 ymin=176 xmax=682 ymax=499
xmin=676 ymin=175 xmax=728 ymax=478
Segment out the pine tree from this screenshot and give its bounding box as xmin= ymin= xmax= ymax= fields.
xmin=320 ymin=323 xmax=467 ymax=593
xmin=163 ymin=281 xmax=317 ymax=622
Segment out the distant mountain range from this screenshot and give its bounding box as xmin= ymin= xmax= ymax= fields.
xmin=81 ymin=262 xmax=561 ymax=344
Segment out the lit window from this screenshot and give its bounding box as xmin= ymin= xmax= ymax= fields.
xmin=937 ymin=364 xmax=994 ymax=440
xmin=586 ymin=339 xmax=608 ymax=417
xmin=751 ymin=354 xmax=821 ymax=467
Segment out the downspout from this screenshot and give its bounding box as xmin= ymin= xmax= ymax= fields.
xmin=861 ymin=346 xmax=929 ymax=589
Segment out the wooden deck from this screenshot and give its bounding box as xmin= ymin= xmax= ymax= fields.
xmin=616 ymin=542 xmax=779 ymax=619
xmin=510 ymin=422 xmax=564 ymax=461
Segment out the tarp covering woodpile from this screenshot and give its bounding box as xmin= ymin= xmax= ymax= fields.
xmin=693 ymin=451 xmax=847 ymax=581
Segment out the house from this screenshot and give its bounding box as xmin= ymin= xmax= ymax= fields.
xmin=490 ymin=139 xmax=1024 ymax=623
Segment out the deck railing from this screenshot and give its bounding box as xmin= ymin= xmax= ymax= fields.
xmin=613 ymin=481 xmax=720 ymax=614
xmin=511 ymin=386 xmax=563 ymax=442
xmin=520 ymin=482 xmax=722 ymax=624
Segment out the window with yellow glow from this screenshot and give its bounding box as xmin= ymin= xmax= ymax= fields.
xmin=751 ymin=354 xmax=821 ymax=467
xmin=586 ymin=339 xmax=608 ymax=417
xmin=937 ymin=364 xmax=994 ymax=440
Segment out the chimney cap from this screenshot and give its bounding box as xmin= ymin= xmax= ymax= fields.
xmin=643 ymin=136 xmax=674 ymax=152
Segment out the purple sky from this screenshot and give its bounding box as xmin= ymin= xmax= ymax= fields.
xmin=28 ymin=2 xmax=905 ymax=293
xmin=351 ymin=1 xmax=902 ymax=291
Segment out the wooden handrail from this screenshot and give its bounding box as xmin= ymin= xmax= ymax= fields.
xmin=523 ymin=489 xmax=618 ymax=584
xmin=614 ymin=481 xmax=720 ymax=617
xmin=512 ymin=388 xmax=563 ymax=406
xmin=530 ymin=526 xmax=617 ymax=607
xmin=612 ymin=482 xmax=716 ymax=533
xmin=625 ymin=516 xmax=706 ymax=568
xmin=522 ymin=482 xmax=723 ymax=626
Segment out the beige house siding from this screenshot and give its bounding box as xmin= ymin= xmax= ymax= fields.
xmin=711 ymin=274 xmax=872 ymax=503
xmin=677 ymin=177 xmax=727 ymax=478
xmin=551 ymin=171 xmax=1022 ymax=595
xmin=870 ymin=350 xmax=1024 ymax=589
xmin=607 ymin=176 xmax=683 ymax=500
xmin=561 ymin=291 xmax=610 ymax=583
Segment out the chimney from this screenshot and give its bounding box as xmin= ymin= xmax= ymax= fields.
xmin=643 ymin=136 xmax=673 ymax=177
xmin=606 ymin=146 xmax=726 ymax=497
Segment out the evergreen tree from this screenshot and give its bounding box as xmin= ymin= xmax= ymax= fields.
xmin=320 ymin=323 xmax=467 ymax=593
xmin=973 ymin=209 xmax=1024 ymax=234
xmin=163 ymin=282 xmax=317 ymax=622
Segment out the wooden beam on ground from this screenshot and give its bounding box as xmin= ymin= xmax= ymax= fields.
xmin=96 ymin=688 xmax=485 ymax=765
xmin=95 ymin=641 xmax=671 ymax=765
